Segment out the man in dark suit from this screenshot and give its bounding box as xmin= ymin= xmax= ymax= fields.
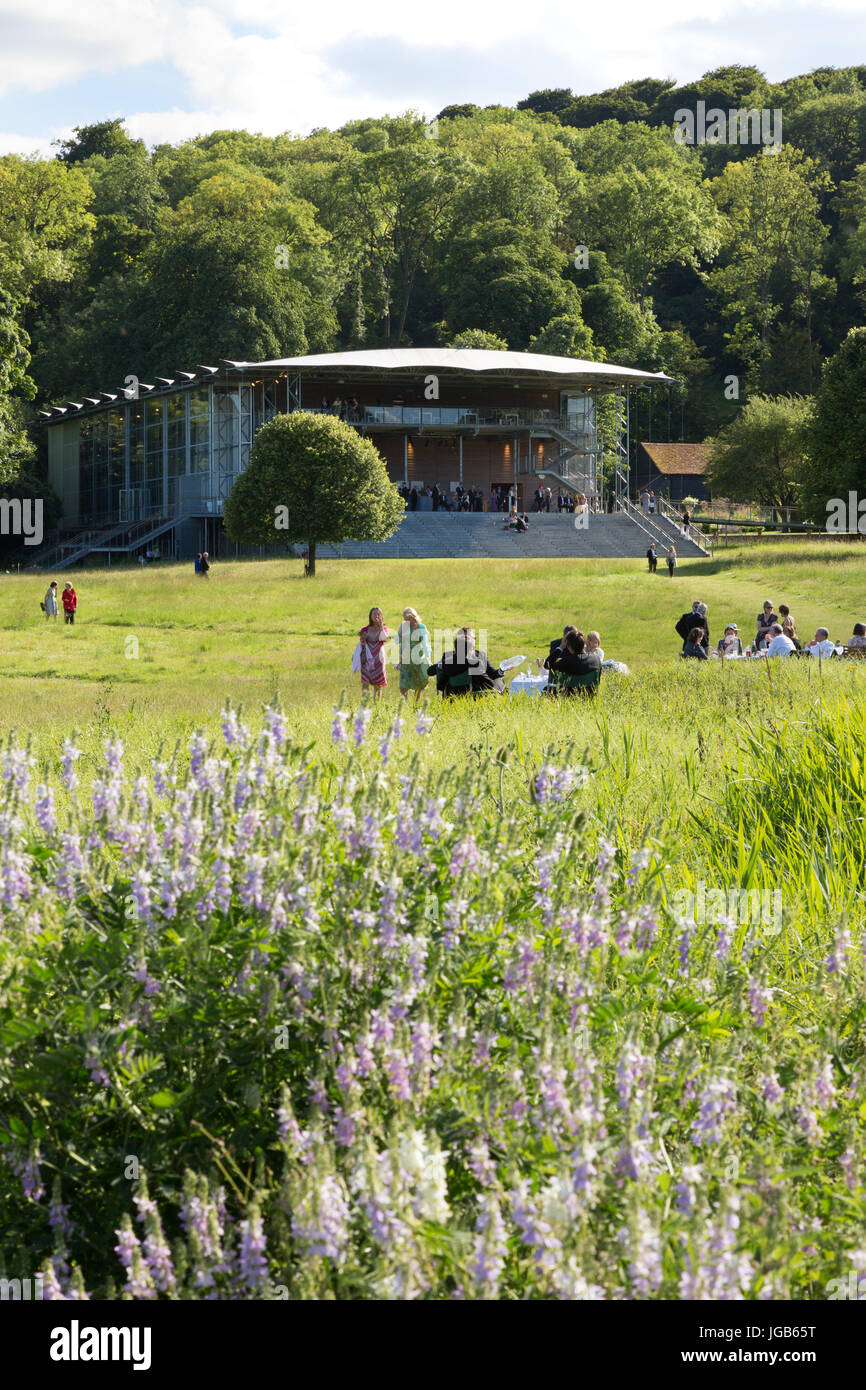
xmin=432 ymin=483 xmax=440 ymax=512
xmin=427 ymin=628 xmax=505 ymax=697
xmin=545 ymin=625 xmax=577 ymax=669
xmin=675 ymin=601 xmax=709 ymax=651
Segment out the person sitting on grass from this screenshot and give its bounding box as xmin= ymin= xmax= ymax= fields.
xmin=766 ymin=623 xmax=795 ymax=657
xmin=427 ymin=628 xmax=505 ymax=699
xmin=551 ymin=630 xmax=602 ymax=691
xmin=682 ymin=626 xmax=708 ymax=659
xmin=804 ymin=626 xmax=836 ymax=659
xmin=545 ymin=625 xmax=576 ymax=669
xmin=848 ymin=622 xmax=866 ymax=648
xmin=586 ymin=630 xmax=604 ymax=662
xmin=716 ymin=623 xmax=742 ymax=656
xmin=755 ymin=600 xmax=777 ymax=650
xmin=781 ymin=614 xmax=801 ymax=652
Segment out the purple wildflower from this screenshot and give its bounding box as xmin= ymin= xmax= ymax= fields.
xmin=353 ymin=708 xmax=372 ymax=748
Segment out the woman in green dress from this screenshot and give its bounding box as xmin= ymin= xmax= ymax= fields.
xmin=396 ymin=607 xmax=432 ymax=701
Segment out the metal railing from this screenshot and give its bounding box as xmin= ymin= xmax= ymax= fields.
xmin=656 ymin=495 xmax=714 ymax=557
xmin=620 ymin=497 xmax=672 ymax=549
xmin=307 ymin=405 xmax=597 ymax=434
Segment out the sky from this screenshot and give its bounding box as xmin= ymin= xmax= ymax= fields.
xmin=0 ymin=0 xmax=863 ymax=156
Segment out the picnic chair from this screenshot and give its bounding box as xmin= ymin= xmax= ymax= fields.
xmin=445 ymin=669 xmax=472 ymax=696
xmin=544 ymin=666 xmax=561 ymax=696
xmin=558 ymin=668 xmax=601 ymax=698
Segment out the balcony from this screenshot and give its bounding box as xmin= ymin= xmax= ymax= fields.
xmin=306 ymin=405 xmax=595 ymax=434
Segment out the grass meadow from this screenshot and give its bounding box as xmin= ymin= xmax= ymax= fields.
xmin=2 ymin=543 xmax=866 ymax=1299
xmin=5 ymin=543 xmax=866 ymax=853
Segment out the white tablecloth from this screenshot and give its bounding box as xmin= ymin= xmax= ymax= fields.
xmin=509 ymin=672 xmax=549 ymax=697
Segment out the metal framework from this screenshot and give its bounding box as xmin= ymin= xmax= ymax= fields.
xmin=213 ymin=385 xmax=254 ymax=502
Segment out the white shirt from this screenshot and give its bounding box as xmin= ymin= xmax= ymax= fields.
xmin=588 ymin=646 xmax=604 ymax=662
xmin=807 ymin=638 xmax=836 ymax=658
xmin=767 ymin=634 xmax=795 ymax=657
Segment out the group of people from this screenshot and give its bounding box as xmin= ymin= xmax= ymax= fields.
xmin=397 ymin=484 xmax=486 ymax=512
xmin=542 ymin=626 xmax=604 ymax=695
xmin=676 ymin=596 xmax=866 ymax=661
xmin=646 ymin=543 xmax=679 ymax=576
xmin=320 ymin=395 xmax=362 ymax=422
xmin=42 ymin=580 xmax=77 ymax=624
xmin=353 ymin=608 xmax=502 ymax=702
xmin=193 ymin=553 xmax=211 ymax=577
xmin=532 ymin=487 xmax=593 ymax=515
xmin=353 ymin=608 xmax=608 ymax=701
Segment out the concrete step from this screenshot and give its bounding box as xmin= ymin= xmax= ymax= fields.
xmin=320 ymin=511 xmax=708 ymax=561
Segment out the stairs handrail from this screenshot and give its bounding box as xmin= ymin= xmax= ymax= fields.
xmin=656 ymin=495 xmax=714 ymax=557
xmin=620 ymin=497 xmax=668 ymax=549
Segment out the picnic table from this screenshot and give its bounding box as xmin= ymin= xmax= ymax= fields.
xmin=508 ymin=670 xmax=549 ymax=697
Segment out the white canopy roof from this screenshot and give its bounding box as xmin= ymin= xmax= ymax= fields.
xmin=225 ymin=347 xmax=672 ymax=386
xmin=44 ymin=346 xmax=672 ymax=419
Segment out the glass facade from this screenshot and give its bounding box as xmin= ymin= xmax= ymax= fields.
xmin=60 ymin=377 xmax=614 ymax=529
xmin=73 ymin=387 xmax=218 ymax=524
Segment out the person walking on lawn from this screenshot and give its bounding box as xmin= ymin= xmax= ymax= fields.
xmin=62 ymin=582 xmax=78 ymax=625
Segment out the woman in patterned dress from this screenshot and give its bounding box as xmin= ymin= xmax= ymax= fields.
xmin=358 ymin=607 xmax=390 ymax=697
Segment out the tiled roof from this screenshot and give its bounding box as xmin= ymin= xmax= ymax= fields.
xmin=639 ymin=442 xmax=708 ymax=476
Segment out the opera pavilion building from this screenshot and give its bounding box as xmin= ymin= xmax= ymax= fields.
xmin=42 ymin=348 xmax=671 ymax=562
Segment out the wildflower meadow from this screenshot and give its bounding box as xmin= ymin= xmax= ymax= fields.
xmin=1 ymin=685 xmax=864 ymax=1303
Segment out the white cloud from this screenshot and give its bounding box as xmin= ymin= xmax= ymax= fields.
xmin=0 ymin=130 xmax=49 ymax=155
xmin=0 ymin=0 xmax=861 ymax=153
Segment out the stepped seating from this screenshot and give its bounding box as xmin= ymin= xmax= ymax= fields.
xmin=320 ymin=511 xmax=708 ymax=561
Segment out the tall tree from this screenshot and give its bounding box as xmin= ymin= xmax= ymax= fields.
xmin=54 ymin=118 xmax=143 ymax=166
xmin=704 ymin=394 xmax=812 ymax=508
xmin=801 ymin=326 xmax=866 ymax=520
xmin=709 ymin=148 xmax=831 ymax=381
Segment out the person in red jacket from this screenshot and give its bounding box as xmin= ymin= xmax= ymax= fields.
xmin=62 ymin=582 xmax=78 ymax=625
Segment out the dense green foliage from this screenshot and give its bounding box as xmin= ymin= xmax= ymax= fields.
xmin=705 ymin=395 xmax=814 ymax=508
xmin=801 ymin=327 xmax=866 ymax=519
xmin=222 ymin=412 xmax=403 ymax=574
xmin=2 ymin=64 xmax=866 ymax=501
